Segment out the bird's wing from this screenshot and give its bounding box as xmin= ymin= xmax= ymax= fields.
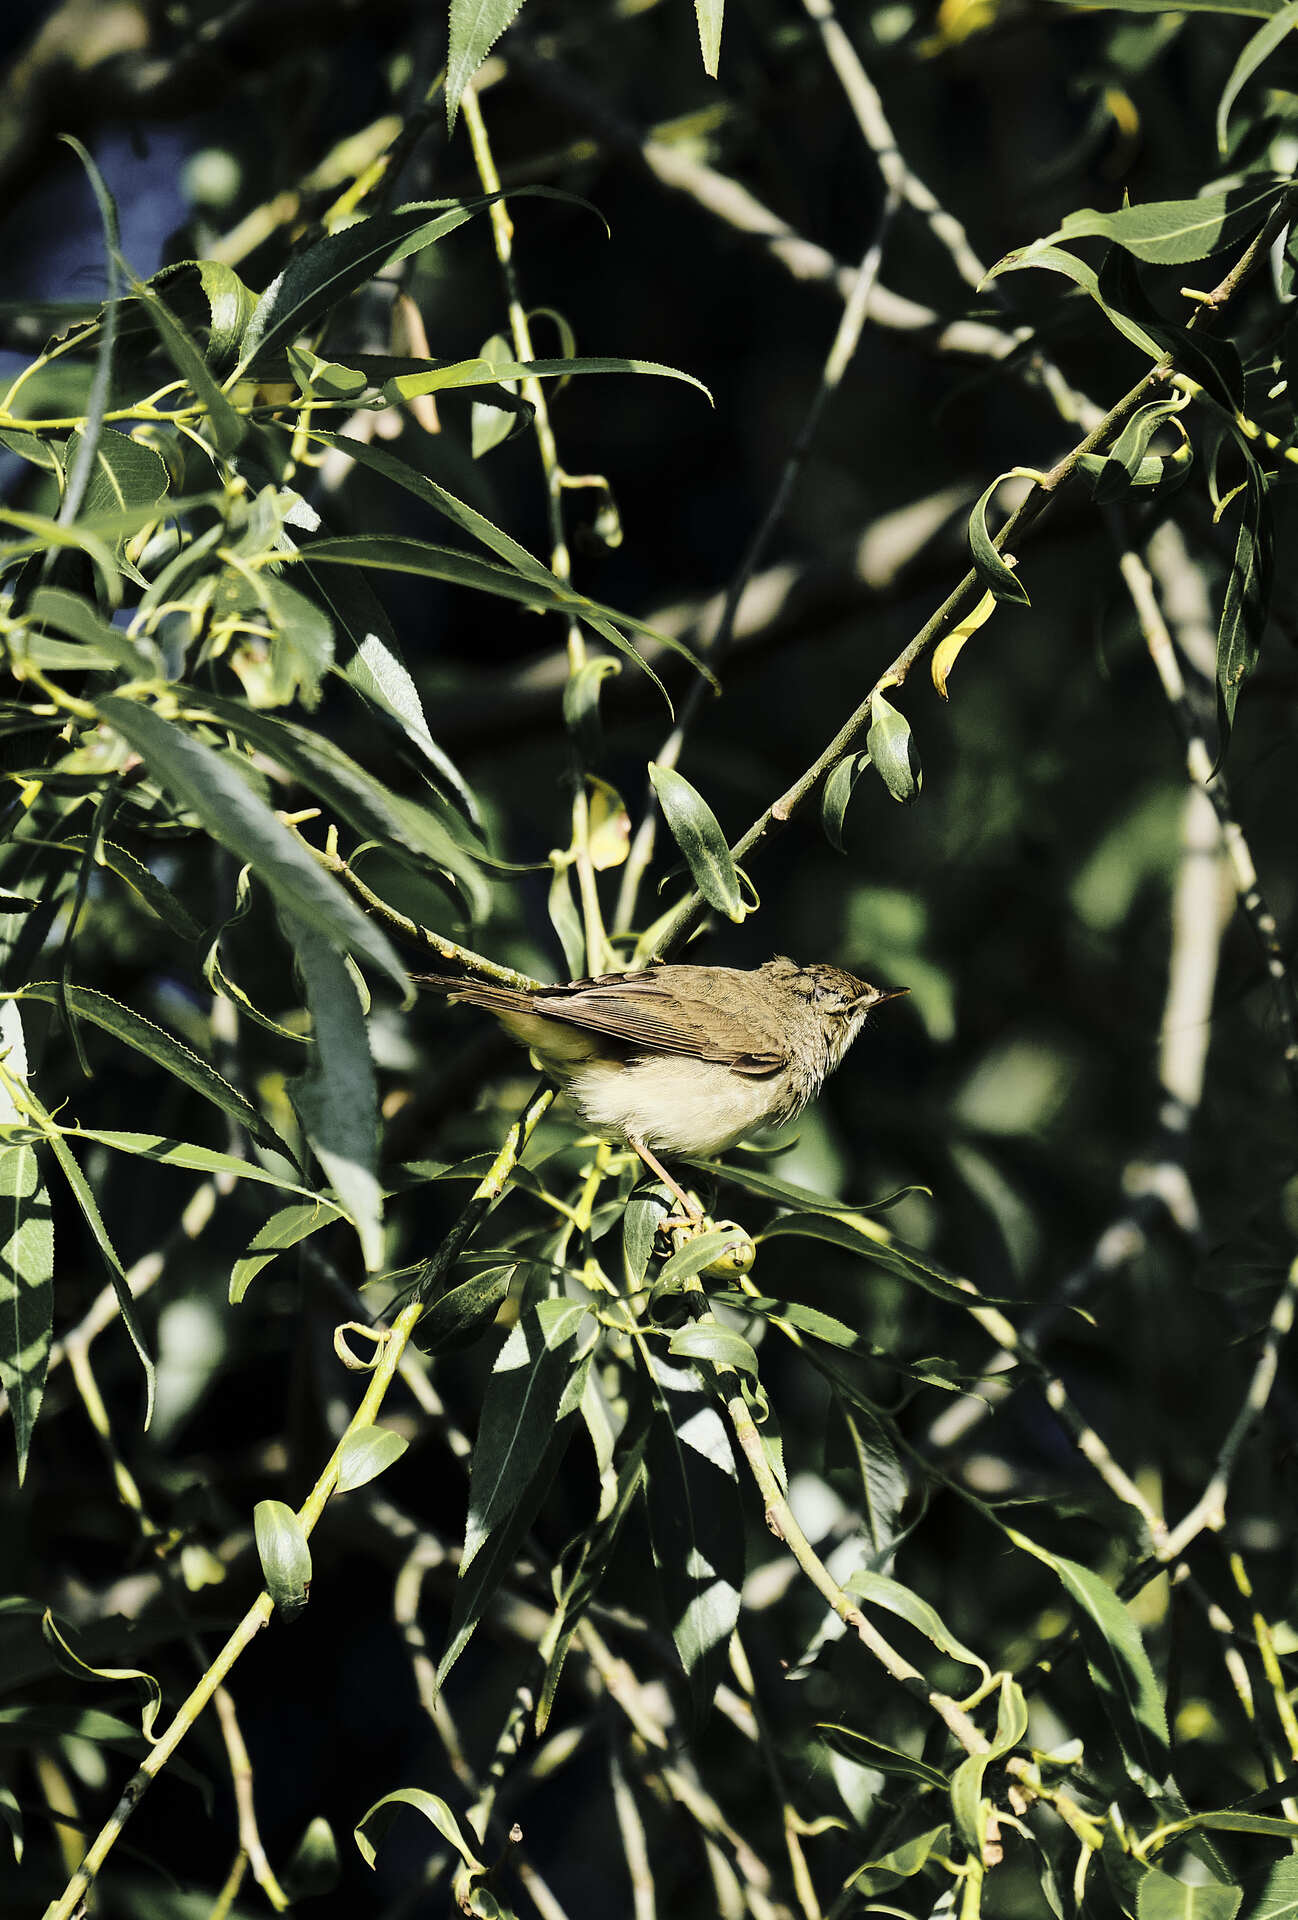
xmin=415 ymin=968 xmax=789 ymax=1074
xmin=532 ymin=973 xmax=789 ymax=1075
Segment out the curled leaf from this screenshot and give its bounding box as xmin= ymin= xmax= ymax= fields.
xmin=932 ymin=590 xmax=996 ymax=700
xmin=866 ymin=693 xmax=922 ymax=805
xmin=968 ymin=475 xmax=1030 ymax=607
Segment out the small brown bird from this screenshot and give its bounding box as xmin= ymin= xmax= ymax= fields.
xmin=417 ymin=957 xmax=906 ymax=1221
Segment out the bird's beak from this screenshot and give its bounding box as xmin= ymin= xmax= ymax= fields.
xmin=868 ymin=986 xmax=910 ymax=1007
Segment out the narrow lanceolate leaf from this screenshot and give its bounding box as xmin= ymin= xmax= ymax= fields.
xmin=17 ymin=982 xmax=278 ymax=1150
xmin=447 ymin=0 xmax=528 ymax=128
xmin=866 ymin=693 xmax=921 ymax=805
xmin=1008 ymin=1530 xmax=1170 ymax=1785
xmin=695 ymin=0 xmax=725 ymax=74
xmin=1026 ymin=181 xmax=1285 ymax=264
xmin=254 ymin=1500 xmax=312 ymax=1619
xmin=821 ymin=753 xmax=872 ymax=851
xmin=382 ymin=355 xmax=711 ymax=405
xmin=985 ymin=244 xmax=1163 ymax=359
xmin=284 ymin=914 xmax=384 ymax=1274
xmin=0 ymin=1144 xmax=53 ymax=1484
xmin=302 ymin=439 xmax=713 ymax=690
xmin=1217 ymin=0 xmax=1298 ymax=151
xmin=37 ymin=1116 xmax=155 ymax=1425
xmin=125 ymin=271 xmax=246 ymax=454
xmin=439 ymin=1300 xmax=590 ymax=1685
xmin=834 ymin=1397 xmax=906 ymax=1562
xmin=355 ymin=1789 xmax=482 ymax=1872
xmin=95 ymin=697 xmax=407 ymax=997
xmin=41 ymin=1612 xmax=163 ymax=1742
xmin=1216 ymin=463 xmax=1273 ymax=752
xmin=194 ymin=691 xmax=488 ymax=918
xmin=847 ymin=1570 xmax=991 ymax=1685
xmin=968 ymin=476 xmax=1030 ymax=606
xmin=950 ymin=1675 xmax=1030 ymax=1855
xmin=642 ymin=1353 xmax=745 ymax=1715
xmin=235 ymin=200 xmax=517 ymax=375
xmin=229 ymin=1200 xmax=343 ymax=1305
xmin=648 ymin=763 xmax=744 ymax=921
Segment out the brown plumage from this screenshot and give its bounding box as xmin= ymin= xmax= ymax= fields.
xmin=417 ymin=957 xmax=906 ymax=1222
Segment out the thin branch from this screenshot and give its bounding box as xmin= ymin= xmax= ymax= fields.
xmin=615 ymin=199 xmax=900 ymax=934
xmin=1117 ymin=538 xmax=1298 ymax=1103
xmin=42 ymin=1087 xmax=554 ymax=1920
xmin=1159 ymin=1258 xmax=1298 ymax=1560
xmin=652 ymin=190 xmax=1296 ymax=960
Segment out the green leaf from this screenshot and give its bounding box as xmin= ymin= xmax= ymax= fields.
xmin=1079 ymin=399 xmax=1193 ymax=505
xmin=76 ymin=425 xmax=169 ymax=575
xmin=949 ymin=1674 xmax=1029 ymax=1853
xmin=194 ymin=690 xmax=488 ymax=918
xmin=383 ymin=354 xmax=711 ymax=405
xmin=356 ymin=1787 xmax=482 ymax=1870
xmin=304 ymin=563 xmax=480 ymax=824
xmin=22 ymin=586 xmax=146 ymax=672
xmin=657 ymin=1226 xmax=754 ymax=1288
xmin=336 ymin=1425 xmax=409 ymax=1492
xmin=417 ymin=1264 xmax=514 ymax=1353
xmin=0 ymin=1783 xmax=20 ymax=1862
xmin=30 ymin=1105 xmax=155 ymax=1425
xmin=1218 ymin=1 xmax=1298 ymax=151
xmin=1007 ymin=1532 xmax=1170 ymax=1784
xmin=299 ymin=533 xmax=681 ymax=707
xmin=41 ymin=1611 xmax=163 ymax=1742
xmin=1216 ymin=462 xmax=1273 ymax=752
xmin=564 ymin=656 xmax=621 ymax=759
xmin=985 ymin=243 xmax=1163 ymax=358
xmin=471 ymin=331 xmax=520 ymax=456
xmin=696 ymin=0 xmax=725 ymax=74
xmin=94 ymin=697 xmax=408 ymax=997
xmin=16 ymin=982 xmax=278 ymax=1150
xmin=438 ymin=1300 xmax=590 ymax=1684
xmin=1029 ymin=182 xmax=1285 ymax=266
xmin=125 ymin=270 xmax=246 ymax=454
xmin=643 ymin=1353 xmax=744 ymax=1708
xmin=685 ymin=1157 xmax=918 ymax=1219
xmin=1137 ymin=1868 xmax=1242 ymax=1920
xmin=236 ymin=200 xmax=520 ymax=376
xmin=142 ymin=258 xmax=259 ymax=373
xmin=846 ymin=1824 xmax=952 ymax=1898
xmin=59 ymin=837 xmax=201 ymax=941
xmin=304 ymin=434 xmax=711 ymax=690
xmin=667 ymin=1323 xmax=760 ymax=1373
xmin=820 ymin=1723 xmax=949 ymax=1789
xmin=848 ymin=1570 xmax=991 ymax=1686
xmin=254 ymin=1500 xmax=312 ymax=1619
xmin=866 ymin=693 xmax=921 ymax=805
xmin=0 ymin=1142 xmax=52 ymax=1484
xmin=648 ymin=763 xmax=744 ymax=921
xmin=968 ymin=475 xmax=1030 ymax=606
xmin=281 ymin=1816 xmax=340 ymax=1900
xmin=285 ymin=913 xmax=383 ymax=1273
xmin=229 ymin=1200 xmax=342 ymax=1304
xmin=758 ymin=1211 xmax=992 ymax=1309
xmin=821 ymin=752 xmax=872 ymax=851
xmin=835 ymin=1397 xmax=906 ymax=1561
xmin=447 ymin=0 xmax=529 ymax=128
xmin=1238 ymin=1856 xmax=1298 ymax=1920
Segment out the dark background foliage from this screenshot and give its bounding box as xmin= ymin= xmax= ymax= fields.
xmin=3 ymin=2 xmax=1298 ymax=1917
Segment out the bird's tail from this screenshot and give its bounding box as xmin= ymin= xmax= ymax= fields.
xmin=411 ymin=972 xmax=539 ymax=1016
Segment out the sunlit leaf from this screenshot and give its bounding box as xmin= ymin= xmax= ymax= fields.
xmin=254 ymin=1500 xmax=312 ymax=1618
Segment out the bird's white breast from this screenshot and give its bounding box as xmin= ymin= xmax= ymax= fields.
xmin=566 ymin=1055 xmax=794 ymax=1155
